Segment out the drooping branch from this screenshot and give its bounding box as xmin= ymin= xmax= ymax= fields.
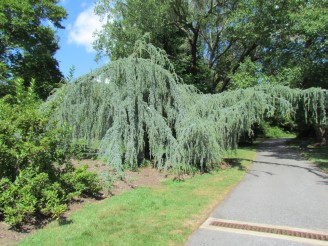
xmin=46 ymin=42 xmax=326 ymax=174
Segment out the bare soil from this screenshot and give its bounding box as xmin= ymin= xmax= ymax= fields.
xmin=0 ymin=159 xmax=171 ymax=246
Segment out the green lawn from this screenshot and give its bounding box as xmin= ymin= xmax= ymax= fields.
xmin=18 ymin=148 xmax=256 ymax=246
xmin=288 ymin=139 xmax=328 ymax=173
xmin=304 ymin=145 xmax=328 ymax=173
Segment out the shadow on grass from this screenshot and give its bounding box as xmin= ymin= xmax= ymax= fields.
xmin=58 ymin=217 xmax=73 ymax=226
xmin=308 ymin=151 xmax=328 ymax=174
xmin=316 ymin=161 xmax=328 ymax=173
xmin=222 ymin=158 xmax=245 ymax=171
xmin=300 ymin=145 xmax=328 ymax=174
xmin=285 ymin=139 xmax=328 ymax=172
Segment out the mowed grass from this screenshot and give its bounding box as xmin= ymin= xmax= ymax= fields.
xmin=264 ymin=126 xmax=296 ymax=139
xmin=304 ymin=145 xmax=328 ymax=173
xmin=19 ymin=148 xmax=256 ymax=246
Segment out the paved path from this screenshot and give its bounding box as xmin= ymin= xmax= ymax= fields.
xmin=186 ymin=139 xmax=328 ymax=246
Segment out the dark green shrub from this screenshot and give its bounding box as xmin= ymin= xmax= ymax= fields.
xmin=70 ymin=141 xmax=99 ymax=160
xmin=0 ymin=80 xmax=101 ymax=227
xmin=0 ymin=169 xmax=67 ymax=226
xmin=0 ymin=99 xmax=72 ymax=181
xmin=61 ymin=165 xmax=101 ymax=198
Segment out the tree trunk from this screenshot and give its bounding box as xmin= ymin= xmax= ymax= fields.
xmin=314 ymin=124 xmax=326 ymax=145
xmin=190 ymin=29 xmax=199 ymax=74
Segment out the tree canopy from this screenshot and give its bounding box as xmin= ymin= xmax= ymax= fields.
xmin=0 ymin=0 xmax=67 ymax=99
xmin=94 ymin=0 xmax=327 ymax=93
xmin=47 ymin=41 xmax=326 ymax=174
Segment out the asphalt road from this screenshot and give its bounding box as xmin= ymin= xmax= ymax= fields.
xmin=186 ymin=139 xmax=328 ymax=246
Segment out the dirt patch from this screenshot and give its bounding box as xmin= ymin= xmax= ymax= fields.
xmin=118 ymin=167 xmax=168 ymax=188
xmin=0 ymin=222 xmax=30 ymax=246
xmin=71 ymin=159 xmax=109 ymax=173
xmin=0 ymin=160 xmax=171 ymax=246
xmin=72 ymin=159 xmax=170 ymax=194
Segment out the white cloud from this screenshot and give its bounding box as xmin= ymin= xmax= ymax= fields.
xmin=68 ymin=6 xmax=102 ymax=53
xmin=60 ymin=0 xmax=69 ymax=5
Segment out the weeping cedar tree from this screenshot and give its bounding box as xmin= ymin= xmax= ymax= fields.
xmin=46 ymin=41 xmax=326 ymax=174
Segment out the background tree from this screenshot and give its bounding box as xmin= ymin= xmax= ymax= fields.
xmin=94 ymin=0 xmax=327 ymax=93
xmin=0 ymin=0 xmax=67 ymax=99
xmin=258 ymin=0 xmax=327 ymax=89
xmin=94 ymin=0 xmax=211 ymax=91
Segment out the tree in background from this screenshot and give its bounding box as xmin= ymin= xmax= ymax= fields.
xmin=94 ymin=0 xmax=327 ymax=93
xmin=94 ymin=0 xmax=205 ymax=90
xmin=0 ymin=0 xmax=67 ymax=99
xmin=259 ymin=0 xmax=327 ymax=89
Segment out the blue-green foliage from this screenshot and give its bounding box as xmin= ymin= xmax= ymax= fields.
xmin=46 ymin=42 xmax=326 ymax=175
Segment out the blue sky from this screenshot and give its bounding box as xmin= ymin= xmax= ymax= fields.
xmin=55 ymin=0 xmax=106 ymax=79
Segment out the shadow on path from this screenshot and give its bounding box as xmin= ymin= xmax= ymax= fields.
xmin=228 ymin=156 xmax=328 ymax=181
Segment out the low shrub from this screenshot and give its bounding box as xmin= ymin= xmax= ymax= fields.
xmin=61 ymin=165 xmax=101 ymax=199
xmin=0 ymin=169 xmax=67 ymax=226
xmin=0 ymin=80 xmax=101 ymax=227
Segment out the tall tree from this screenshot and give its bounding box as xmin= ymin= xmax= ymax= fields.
xmin=0 ymin=0 xmax=67 ymax=99
xmin=94 ymin=0 xmax=204 ymax=89
xmin=260 ymin=0 xmax=327 ymax=89
xmin=94 ymin=0 xmax=327 ymax=93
